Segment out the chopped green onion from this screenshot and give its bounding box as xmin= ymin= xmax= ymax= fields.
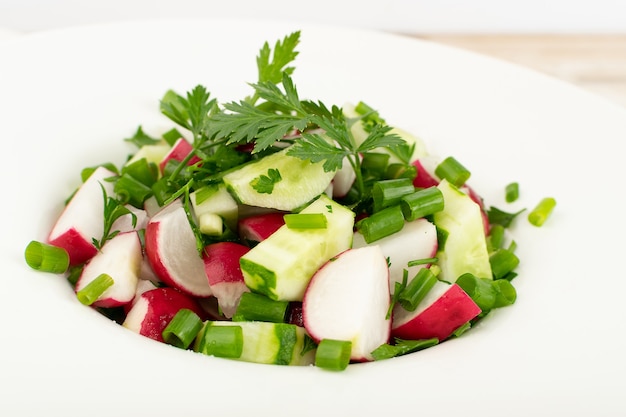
xmin=528 ymin=197 xmax=556 ymax=227
xmin=451 ymin=322 xmax=472 ymax=338
xmin=400 ymin=186 xmax=444 ymax=221
xmin=489 ymin=248 xmax=520 ymax=279
xmin=455 ymin=273 xmax=497 ymax=312
xmin=371 ymin=178 xmax=415 ymax=212
xmin=361 ymin=152 xmax=390 ymax=177
xmin=76 ymin=273 xmax=114 ymax=306
xmin=505 ymin=182 xmax=519 ymax=203
xmin=398 ymin=268 xmax=437 ymax=311
xmin=371 ymin=338 xmax=438 ymax=360
xmin=162 ymin=309 xmax=203 ymax=349
xmin=114 ymin=173 xmax=154 ymax=208
xmin=122 ymin=158 xmax=159 ymax=187
xmin=487 ymin=224 xmax=505 ymax=250
xmin=434 ymin=156 xmax=471 ymax=187
xmin=197 ymin=323 xmax=243 ymax=359
xmin=407 ymin=257 xmax=438 ymax=267
xmin=356 ymin=204 xmax=405 ymax=243
xmin=385 ymin=163 xmax=416 ymax=181
xmin=315 ymin=339 xmax=352 ymax=371
xmin=283 ymin=213 xmax=328 ymax=229
xmin=493 ymin=279 xmax=517 ymax=308
xmin=232 ymin=292 xmax=289 ymax=323
xmin=24 ymin=240 xmax=69 ymax=274
xmin=162 ymin=127 xmax=184 ymax=146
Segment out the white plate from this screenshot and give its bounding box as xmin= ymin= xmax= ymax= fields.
xmin=1 ymin=19 xmax=624 ymax=417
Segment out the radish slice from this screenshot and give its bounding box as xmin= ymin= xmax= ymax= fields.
xmin=75 ymin=231 xmax=142 ymax=308
xmin=48 ymin=166 xmax=117 ymax=266
xmin=158 ymin=137 xmax=201 ymax=174
xmin=237 ymin=212 xmax=286 ymax=245
xmin=303 ymin=246 xmax=391 ymax=362
xmin=391 ymin=281 xmax=481 ymax=341
xmin=144 ymin=199 xmax=212 ymax=297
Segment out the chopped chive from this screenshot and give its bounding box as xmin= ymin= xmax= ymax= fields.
xmin=361 ymin=152 xmax=390 ymax=177
xmin=197 ymin=323 xmax=244 ymax=359
xmin=400 ymin=186 xmax=444 ymax=221
xmin=24 ymin=240 xmax=70 ymax=274
xmin=489 ymin=248 xmax=520 ymax=279
xmin=114 ymin=173 xmax=154 ymax=208
xmin=371 ymin=178 xmax=415 ymax=212
xmin=407 ymin=257 xmax=438 ymax=267
xmin=385 ymin=163 xmax=417 ymax=181
xmin=283 ymin=213 xmax=328 ymax=229
xmin=356 ymin=204 xmax=405 ymax=243
xmin=162 ymin=309 xmax=203 ymax=349
xmin=493 ymin=279 xmax=517 ymax=308
xmin=398 ymin=268 xmax=437 ymax=311
xmin=76 ymin=273 xmax=114 ymax=306
xmin=528 ymin=197 xmax=556 ymax=227
xmin=455 ymin=273 xmax=497 ymax=312
xmin=505 ymin=182 xmax=519 ymax=203
xmin=488 ymin=224 xmax=505 ymax=250
xmin=434 ymin=156 xmax=471 ymax=187
xmin=232 ymin=292 xmax=289 ymax=323
xmin=315 ymin=339 xmax=352 ymax=371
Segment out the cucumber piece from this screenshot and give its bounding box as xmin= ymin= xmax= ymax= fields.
xmin=240 ymin=194 xmax=355 ymax=301
xmin=190 ymin=184 xmax=239 ymax=233
xmin=196 ymin=321 xmax=316 ymax=366
xmin=434 ymin=179 xmax=492 ymax=282
xmin=222 ymin=147 xmax=336 ymax=211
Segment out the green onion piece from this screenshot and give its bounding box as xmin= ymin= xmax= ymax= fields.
xmin=493 ymin=279 xmax=517 ymax=308
xmin=283 ymin=213 xmax=328 ymax=229
xmin=385 ymin=163 xmax=417 ymax=181
xmin=76 ymin=274 xmax=114 ymax=306
xmin=66 ymin=266 xmax=83 ymax=286
xmin=197 ymin=323 xmax=243 ymax=359
xmin=505 ymin=182 xmax=519 ymax=203
xmin=400 ymin=186 xmax=445 ymax=221
xmin=114 ymin=173 xmax=154 ymax=208
xmin=407 ymin=257 xmax=438 ymax=267
xmin=371 ymin=338 xmax=439 ymax=360
xmin=398 ymin=268 xmax=437 ymax=311
xmin=315 ymin=339 xmax=352 ymax=371
xmin=24 ymin=240 xmax=70 ymax=274
xmin=489 ymin=248 xmax=520 ymax=279
xmin=361 ymin=152 xmax=390 ymax=177
xmin=232 ymin=292 xmax=289 ymax=323
xmin=528 ymin=197 xmax=557 ymax=227
xmin=434 ymin=156 xmax=471 ymax=187
xmin=162 ymin=309 xmax=203 ymax=349
xmin=487 ymin=224 xmax=505 ymax=250
xmin=357 ymin=205 xmax=405 ymax=243
xmin=456 ymin=273 xmax=496 ymax=312
xmin=372 ymin=178 xmax=415 ymax=212
xmin=452 ymin=322 xmax=472 ymax=338
xmin=122 ymin=158 xmax=159 ymax=187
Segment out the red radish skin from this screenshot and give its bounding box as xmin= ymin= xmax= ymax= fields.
xmin=144 ymin=200 xmax=212 ymax=297
xmin=75 ymin=231 xmax=143 ymax=308
xmin=237 ymin=212 xmax=286 ymax=244
xmin=411 ymin=156 xmax=441 ymax=189
xmin=391 ymin=282 xmax=481 ymax=341
xmin=158 ymin=137 xmax=202 ymax=174
xmin=48 ymin=166 xmax=117 ymax=266
xmin=303 ymin=246 xmax=391 ymax=362
xmin=122 ymin=287 xmax=206 ymax=343
xmin=202 ymin=241 xmax=251 ymax=318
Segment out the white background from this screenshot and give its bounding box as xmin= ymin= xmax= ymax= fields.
xmin=1 ymin=0 xmax=625 ymax=34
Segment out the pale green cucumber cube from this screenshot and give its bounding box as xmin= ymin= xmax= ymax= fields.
xmin=434 ymin=179 xmax=492 ymax=282
xmin=240 ymin=194 xmax=355 ymax=301
xmin=190 ymin=184 xmax=239 ymax=232
xmin=222 ymin=147 xmax=336 ymax=211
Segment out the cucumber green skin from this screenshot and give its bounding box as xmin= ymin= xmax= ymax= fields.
xmin=222 ymin=147 xmax=336 ymax=211
xmin=433 ymin=179 xmax=493 ymax=282
xmin=197 ymin=321 xmax=315 ymax=366
xmin=240 ymin=195 xmax=355 ymax=302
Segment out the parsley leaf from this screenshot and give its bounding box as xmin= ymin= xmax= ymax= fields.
xmin=487 ymin=206 xmax=526 ymax=228
xmin=250 ymin=168 xmax=282 ymax=194
xmin=124 ymin=126 xmax=160 ymax=148
xmin=257 ymin=31 xmax=301 ymax=85
xmin=160 ymin=85 xmax=216 ymax=144
xmin=93 ymin=183 xmax=137 ymax=250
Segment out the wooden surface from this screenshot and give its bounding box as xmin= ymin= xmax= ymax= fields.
xmin=415 ymin=34 xmax=626 ymax=108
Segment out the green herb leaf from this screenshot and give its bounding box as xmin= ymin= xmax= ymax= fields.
xmin=250 ymin=168 xmax=282 ymax=194
xmin=124 ymin=125 xmax=160 ymax=148
xmin=487 ymin=206 xmax=526 ymax=228
xmin=257 ymin=31 xmax=301 ymax=85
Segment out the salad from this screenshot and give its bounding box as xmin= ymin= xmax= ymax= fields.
xmin=24 ymin=31 xmax=555 ymax=371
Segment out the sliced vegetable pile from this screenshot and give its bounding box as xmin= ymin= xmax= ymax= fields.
xmin=24 ymin=31 xmax=556 ymax=371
